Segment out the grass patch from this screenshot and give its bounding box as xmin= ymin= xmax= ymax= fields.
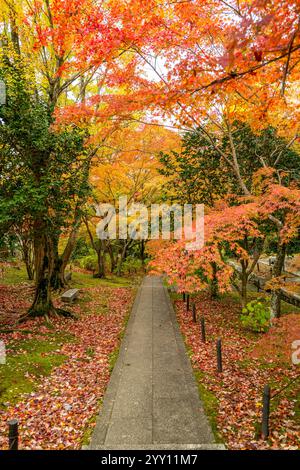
xmin=169 ymin=291 xmax=183 ymax=302
xmin=71 ymin=271 xmax=138 ymax=289
xmin=0 ymin=265 xmax=138 ymax=290
xmin=0 ymin=266 xmax=31 ymax=286
xmin=0 ymin=332 xmax=74 ymax=408
xmin=183 ymin=342 xmax=223 ymax=443
xmin=194 ymin=370 xmax=223 ymax=443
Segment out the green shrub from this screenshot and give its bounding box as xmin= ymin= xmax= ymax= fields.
xmin=122 ymin=257 xmax=143 ymax=274
xmin=78 ymin=254 xmax=98 ymax=272
xmin=71 ymin=238 xmax=93 ymax=261
xmin=240 ymin=299 xmax=270 ymax=333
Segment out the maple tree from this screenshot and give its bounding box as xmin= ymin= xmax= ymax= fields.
xmin=119 ymin=0 xmax=300 ymax=318
xmin=0 ymin=0 xmax=151 ymax=317
xmin=159 ymin=123 xmax=300 ymax=206
xmin=0 ymin=0 xmax=299 ymax=453
xmin=86 ymin=124 xmax=178 ymax=276
xmin=151 ymin=173 xmax=300 ymax=316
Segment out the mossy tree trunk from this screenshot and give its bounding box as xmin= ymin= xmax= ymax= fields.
xmin=28 ymin=219 xmax=55 ymax=317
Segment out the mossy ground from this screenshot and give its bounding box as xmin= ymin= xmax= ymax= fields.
xmin=71 ymin=271 xmax=139 ymax=289
xmin=1 ymin=265 xmax=140 ymax=289
xmin=0 ymin=265 xmax=29 ymax=286
xmin=185 ymin=342 xmax=223 ymax=442
xmin=0 ymin=264 xmax=138 ymax=417
xmin=0 ymin=333 xmax=73 ymax=408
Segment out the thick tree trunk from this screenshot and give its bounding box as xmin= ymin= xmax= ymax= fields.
xmin=270 ymin=293 xmax=281 ymax=320
xmin=270 ymin=242 xmax=286 ymax=320
xmin=28 ymin=220 xmax=54 ymax=317
xmin=51 ymin=256 xmax=66 ymax=290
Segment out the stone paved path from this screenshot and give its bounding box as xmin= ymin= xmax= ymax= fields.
xmin=89 ymin=276 xmax=224 ymax=449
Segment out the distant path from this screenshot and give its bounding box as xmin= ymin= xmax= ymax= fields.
xmin=89 ymin=276 xmax=224 ymax=449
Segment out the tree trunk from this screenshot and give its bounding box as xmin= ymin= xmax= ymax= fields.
xmin=140 ymin=240 xmax=146 ymax=272
xmin=50 ymin=237 xmax=66 ymax=290
xmin=50 ymin=221 xmax=79 ymax=290
xmin=107 ymin=243 xmax=116 ymax=273
xmin=22 ymin=241 xmax=34 ymax=281
xmin=117 ymin=241 xmax=128 ymax=277
xmin=241 ymin=272 xmax=248 ymax=309
xmin=94 ymin=250 xmax=105 ymax=278
xmin=270 ymin=292 xmax=281 ymax=320
xmin=270 ymin=241 xmax=286 ymax=320
xmin=28 ymin=220 xmax=54 ymax=317
xmin=51 ymin=257 xmax=66 ymax=290
xmin=94 ymin=241 xmax=105 ymax=279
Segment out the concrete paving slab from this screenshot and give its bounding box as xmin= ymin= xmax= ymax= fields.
xmin=89 ymin=276 xmax=224 ymax=450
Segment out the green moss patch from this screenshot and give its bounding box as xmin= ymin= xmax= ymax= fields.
xmin=0 ymin=333 xmax=74 ymax=408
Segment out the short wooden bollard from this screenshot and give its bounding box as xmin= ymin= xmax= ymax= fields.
xmin=216 ymin=339 xmax=223 ymax=373
xmin=8 ymin=419 xmax=18 ymax=450
xmin=200 ymin=317 xmax=206 ymax=343
xmin=192 ymin=303 xmax=197 ymax=323
xmin=261 ymin=385 xmax=271 ymax=439
xmin=186 ymin=294 xmax=190 ymax=311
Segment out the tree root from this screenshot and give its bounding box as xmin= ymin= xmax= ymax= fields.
xmin=0 ymin=328 xmax=34 ymax=334
xmin=17 ymin=307 xmax=78 ymax=323
xmin=55 ymin=308 xmax=78 ymax=319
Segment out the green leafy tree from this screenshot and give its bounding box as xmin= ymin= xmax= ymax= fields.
xmin=0 ymin=55 xmax=90 ymax=318
xmin=159 ymin=123 xmax=300 ymax=206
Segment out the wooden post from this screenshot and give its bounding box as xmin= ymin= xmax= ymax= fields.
xmin=216 ymin=339 xmax=223 ymax=373
xmin=192 ymin=303 xmax=196 ymax=323
xmin=186 ymin=294 xmax=190 ymax=311
xmin=8 ymin=419 xmax=18 ymax=450
xmin=261 ymin=385 xmax=271 ymax=439
xmin=200 ymin=317 xmax=206 ymax=343
xmin=183 ymin=292 xmax=186 ymax=302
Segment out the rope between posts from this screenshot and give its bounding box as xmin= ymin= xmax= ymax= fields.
xmin=270 ymin=374 xmax=300 ymax=401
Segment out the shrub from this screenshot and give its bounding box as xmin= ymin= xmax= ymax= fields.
xmin=240 ymin=299 xmax=270 ymax=333
xmin=78 ymin=254 xmax=98 ymax=272
xmin=122 ymin=258 xmax=143 ymax=274
xmin=71 ymin=238 xmax=93 ymax=261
